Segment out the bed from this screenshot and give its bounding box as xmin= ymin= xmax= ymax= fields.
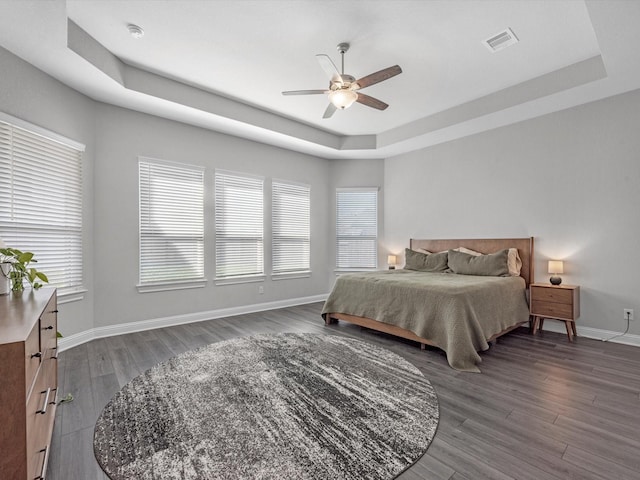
xmin=322 ymin=238 xmax=534 ymax=372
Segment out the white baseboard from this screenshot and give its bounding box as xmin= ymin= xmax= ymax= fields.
xmin=59 ymin=295 xmax=640 ymax=352
xmin=540 ymin=322 xmax=640 ymax=347
xmin=58 ymin=294 xmax=328 ymax=352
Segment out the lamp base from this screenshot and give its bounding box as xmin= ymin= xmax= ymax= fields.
xmin=549 ymin=276 xmax=562 ymax=286
xmin=388 ymin=266 xmax=396 ymax=270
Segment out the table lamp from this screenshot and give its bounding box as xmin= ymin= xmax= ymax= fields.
xmin=548 ymin=260 xmax=563 ymax=285
xmin=387 ymin=255 xmax=397 ymax=270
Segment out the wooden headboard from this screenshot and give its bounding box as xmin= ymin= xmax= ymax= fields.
xmin=409 ymin=237 xmax=535 ymax=286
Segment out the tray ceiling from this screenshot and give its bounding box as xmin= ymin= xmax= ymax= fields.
xmin=1 ymin=1 xmax=640 ymax=159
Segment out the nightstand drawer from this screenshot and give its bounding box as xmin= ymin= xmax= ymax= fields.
xmin=531 ymin=300 xmax=573 ymax=319
xmin=530 ymin=287 xmax=572 ymax=305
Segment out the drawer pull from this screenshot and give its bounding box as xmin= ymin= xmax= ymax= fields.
xmin=31 ymin=351 xmax=42 ymax=359
xmin=42 ymin=325 xmax=54 ymax=330
xmin=50 ymin=309 xmax=59 ymax=314
xmin=36 ymin=388 xmax=52 ymax=415
xmin=35 ymin=445 xmax=50 ymax=480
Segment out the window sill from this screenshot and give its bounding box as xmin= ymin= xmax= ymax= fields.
xmin=137 ymin=279 xmax=207 ymax=293
xmin=215 ymin=275 xmax=265 ymax=286
xmin=58 ymin=289 xmax=88 ymax=304
xmin=271 ymin=271 xmax=311 ymax=281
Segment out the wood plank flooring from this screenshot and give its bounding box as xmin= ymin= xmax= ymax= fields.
xmin=48 ymin=302 xmax=640 ymax=480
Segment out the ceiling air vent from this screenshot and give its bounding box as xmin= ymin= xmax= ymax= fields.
xmin=484 ymin=28 xmax=519 ymax=52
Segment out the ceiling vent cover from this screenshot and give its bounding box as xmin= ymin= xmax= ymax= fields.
xmin=484 ymin=28 xmax=519 ymax=52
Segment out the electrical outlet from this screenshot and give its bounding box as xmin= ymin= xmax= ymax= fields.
xmin=258 ymin=285 xmax=264 ymax=295
xmin=624 ymin=308 xmax=634 ymax=321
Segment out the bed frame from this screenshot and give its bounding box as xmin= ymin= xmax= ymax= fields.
xmin=325 ymin=237 xmax=534 ymax=349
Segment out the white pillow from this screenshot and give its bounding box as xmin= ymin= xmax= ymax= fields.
xmin=455 ymin=247 xmax=481 ymax=256
xmin=413 ymin=248 xmax=432 ymax=254
xmin=507 ymin=248 xmax=523 ymax=276
xmin=454 ymin=246 xmax=522 ymax=276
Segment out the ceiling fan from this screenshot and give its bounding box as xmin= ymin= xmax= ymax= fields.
xmin=282 ymin=43 xmax=402 ymax=119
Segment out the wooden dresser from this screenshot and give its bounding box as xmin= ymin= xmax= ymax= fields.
xmin=0 ymin=288 xmax=58 ymax=480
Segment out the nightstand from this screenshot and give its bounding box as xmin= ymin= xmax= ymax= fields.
xmin=530 ymin=283 xmax=580 ymax=341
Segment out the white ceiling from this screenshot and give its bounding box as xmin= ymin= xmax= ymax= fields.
xmin=1 ymin=1 xmax=640 ymax=159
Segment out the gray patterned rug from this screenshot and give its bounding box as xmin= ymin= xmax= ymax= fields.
xmin=94 ymin=333 xmax=439 ymax=480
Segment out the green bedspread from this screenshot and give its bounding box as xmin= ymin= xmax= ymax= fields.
xmin=321 ymin=270 xmax=530 ymax=372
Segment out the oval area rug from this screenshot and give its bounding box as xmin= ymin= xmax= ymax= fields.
xmin=94 ymin=333 xmax=439 ymax=479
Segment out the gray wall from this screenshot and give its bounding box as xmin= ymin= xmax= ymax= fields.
xmin=93 ymin=104 xmax=331 ymax=327
xmin=0 ymin=45 xmax=334 ymax=336
xmin=384 ymin=88 xmax=640 ymax=336
xmin=328 ymin=158 xmax=386 ymax=278
xmin=0 ymin=46 xmax=96 ymax=337
xmin=4 ymin=42 xmax=640 ymax=340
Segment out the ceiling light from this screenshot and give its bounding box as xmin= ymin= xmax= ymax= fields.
xmin=127 ymin=24 xmax=144 ymax=39
xmin=329 ymin=89 xmax=358 ymax=110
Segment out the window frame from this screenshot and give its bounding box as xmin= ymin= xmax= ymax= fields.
xmin=0 ymin=112 xmax=86 ymax=300
xmin=335 ymin=187 xmax=379 ymax=272
xmin=214 ymin=169 xmax=265 ymax=285
xmin=137 ymin=157 xmax=206 ymax=293
xmin=271 ymin=179 xmax=311 ymax=280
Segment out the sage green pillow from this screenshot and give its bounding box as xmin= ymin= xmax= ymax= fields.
xmin=447 ymin=249 xmax=510 ymax=276
xmin=404 ymin=248 xmax=449 ymax=272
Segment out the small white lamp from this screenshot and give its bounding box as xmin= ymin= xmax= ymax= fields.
xmin=387 ymin=255 xmax=397 ymax=270
xmin=548 ymin=260 xmax=564 ymax=285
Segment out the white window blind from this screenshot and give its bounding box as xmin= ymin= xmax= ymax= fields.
xmin=336 ymin=188 xmax=378 ymax=269
xmin=139 ymin=158 xmax=204 ymax=285
xmin=272 ymin=180 xmax=310 ymax=276
xmin=215 ymin=171 xmax=264 ymax=280
xmin=0 ymin=118 xmax=84 ymax=294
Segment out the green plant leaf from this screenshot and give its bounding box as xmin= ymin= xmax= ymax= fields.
xmin=56 ymin=331 xmax=63 ymax=338
xmin=36 ymin=271 xmax=49 ymax=282
xmin=18 ymin=252 xmax=33 ymax=263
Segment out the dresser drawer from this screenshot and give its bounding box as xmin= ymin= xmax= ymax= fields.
xmin=1 ymin=287 xmax=58 ymax=480
xmin=25 ymin=322 xmax=41 ymax=395
xmin=26 ymin=367 xmax=54 ymax=480
xmin=531 ymin=300 xmax=573 ymax=320
xmin=530 ymin=287 xmax=572 ymax=304
xmin=39 ymin=299 xmax=57 ymax=354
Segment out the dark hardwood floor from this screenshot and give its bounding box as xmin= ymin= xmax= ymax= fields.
xmin=48 ymin=302 xmax=640 ymax=480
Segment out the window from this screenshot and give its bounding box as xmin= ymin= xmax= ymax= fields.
xmin=336 ymin=188 xmax=378 ymax=270
xmin=272 ymin=180 xmax=310 ymax=277
xmin=215 ymin=170 xmax=264 ymax=281
xmin=0 ymin=115 xmax=84 ymax=295
xmin=138 ymin=158 xmax=204 ymax=288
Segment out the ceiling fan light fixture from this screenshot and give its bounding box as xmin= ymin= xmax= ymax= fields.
xmin=329 ymin=89 xmax=358 ymax=109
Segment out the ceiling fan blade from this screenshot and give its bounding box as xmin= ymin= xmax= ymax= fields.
xmin=316 ymin=54 xmax=343 ymax=84
xmin=282 ymin=89 xmax=328 ymax=96
xmin=354 ymin=65 xmax=402 ymax=90
xmin=323 ymin=103 xmax=337 ymax=119
xmin=356 ymin=93 xmax=389 ymax=110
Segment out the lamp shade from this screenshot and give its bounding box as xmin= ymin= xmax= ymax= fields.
xmin=387 ymin=255 xmax=397 ymax=266
xmin=548 ymin=260 xmax=564 ymax=274
xmin=329 ymin=89 xmax=358 ymax=109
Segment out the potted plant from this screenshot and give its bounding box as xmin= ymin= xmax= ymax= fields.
xmin=0 ymin=247 xmax=49 ymax=292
